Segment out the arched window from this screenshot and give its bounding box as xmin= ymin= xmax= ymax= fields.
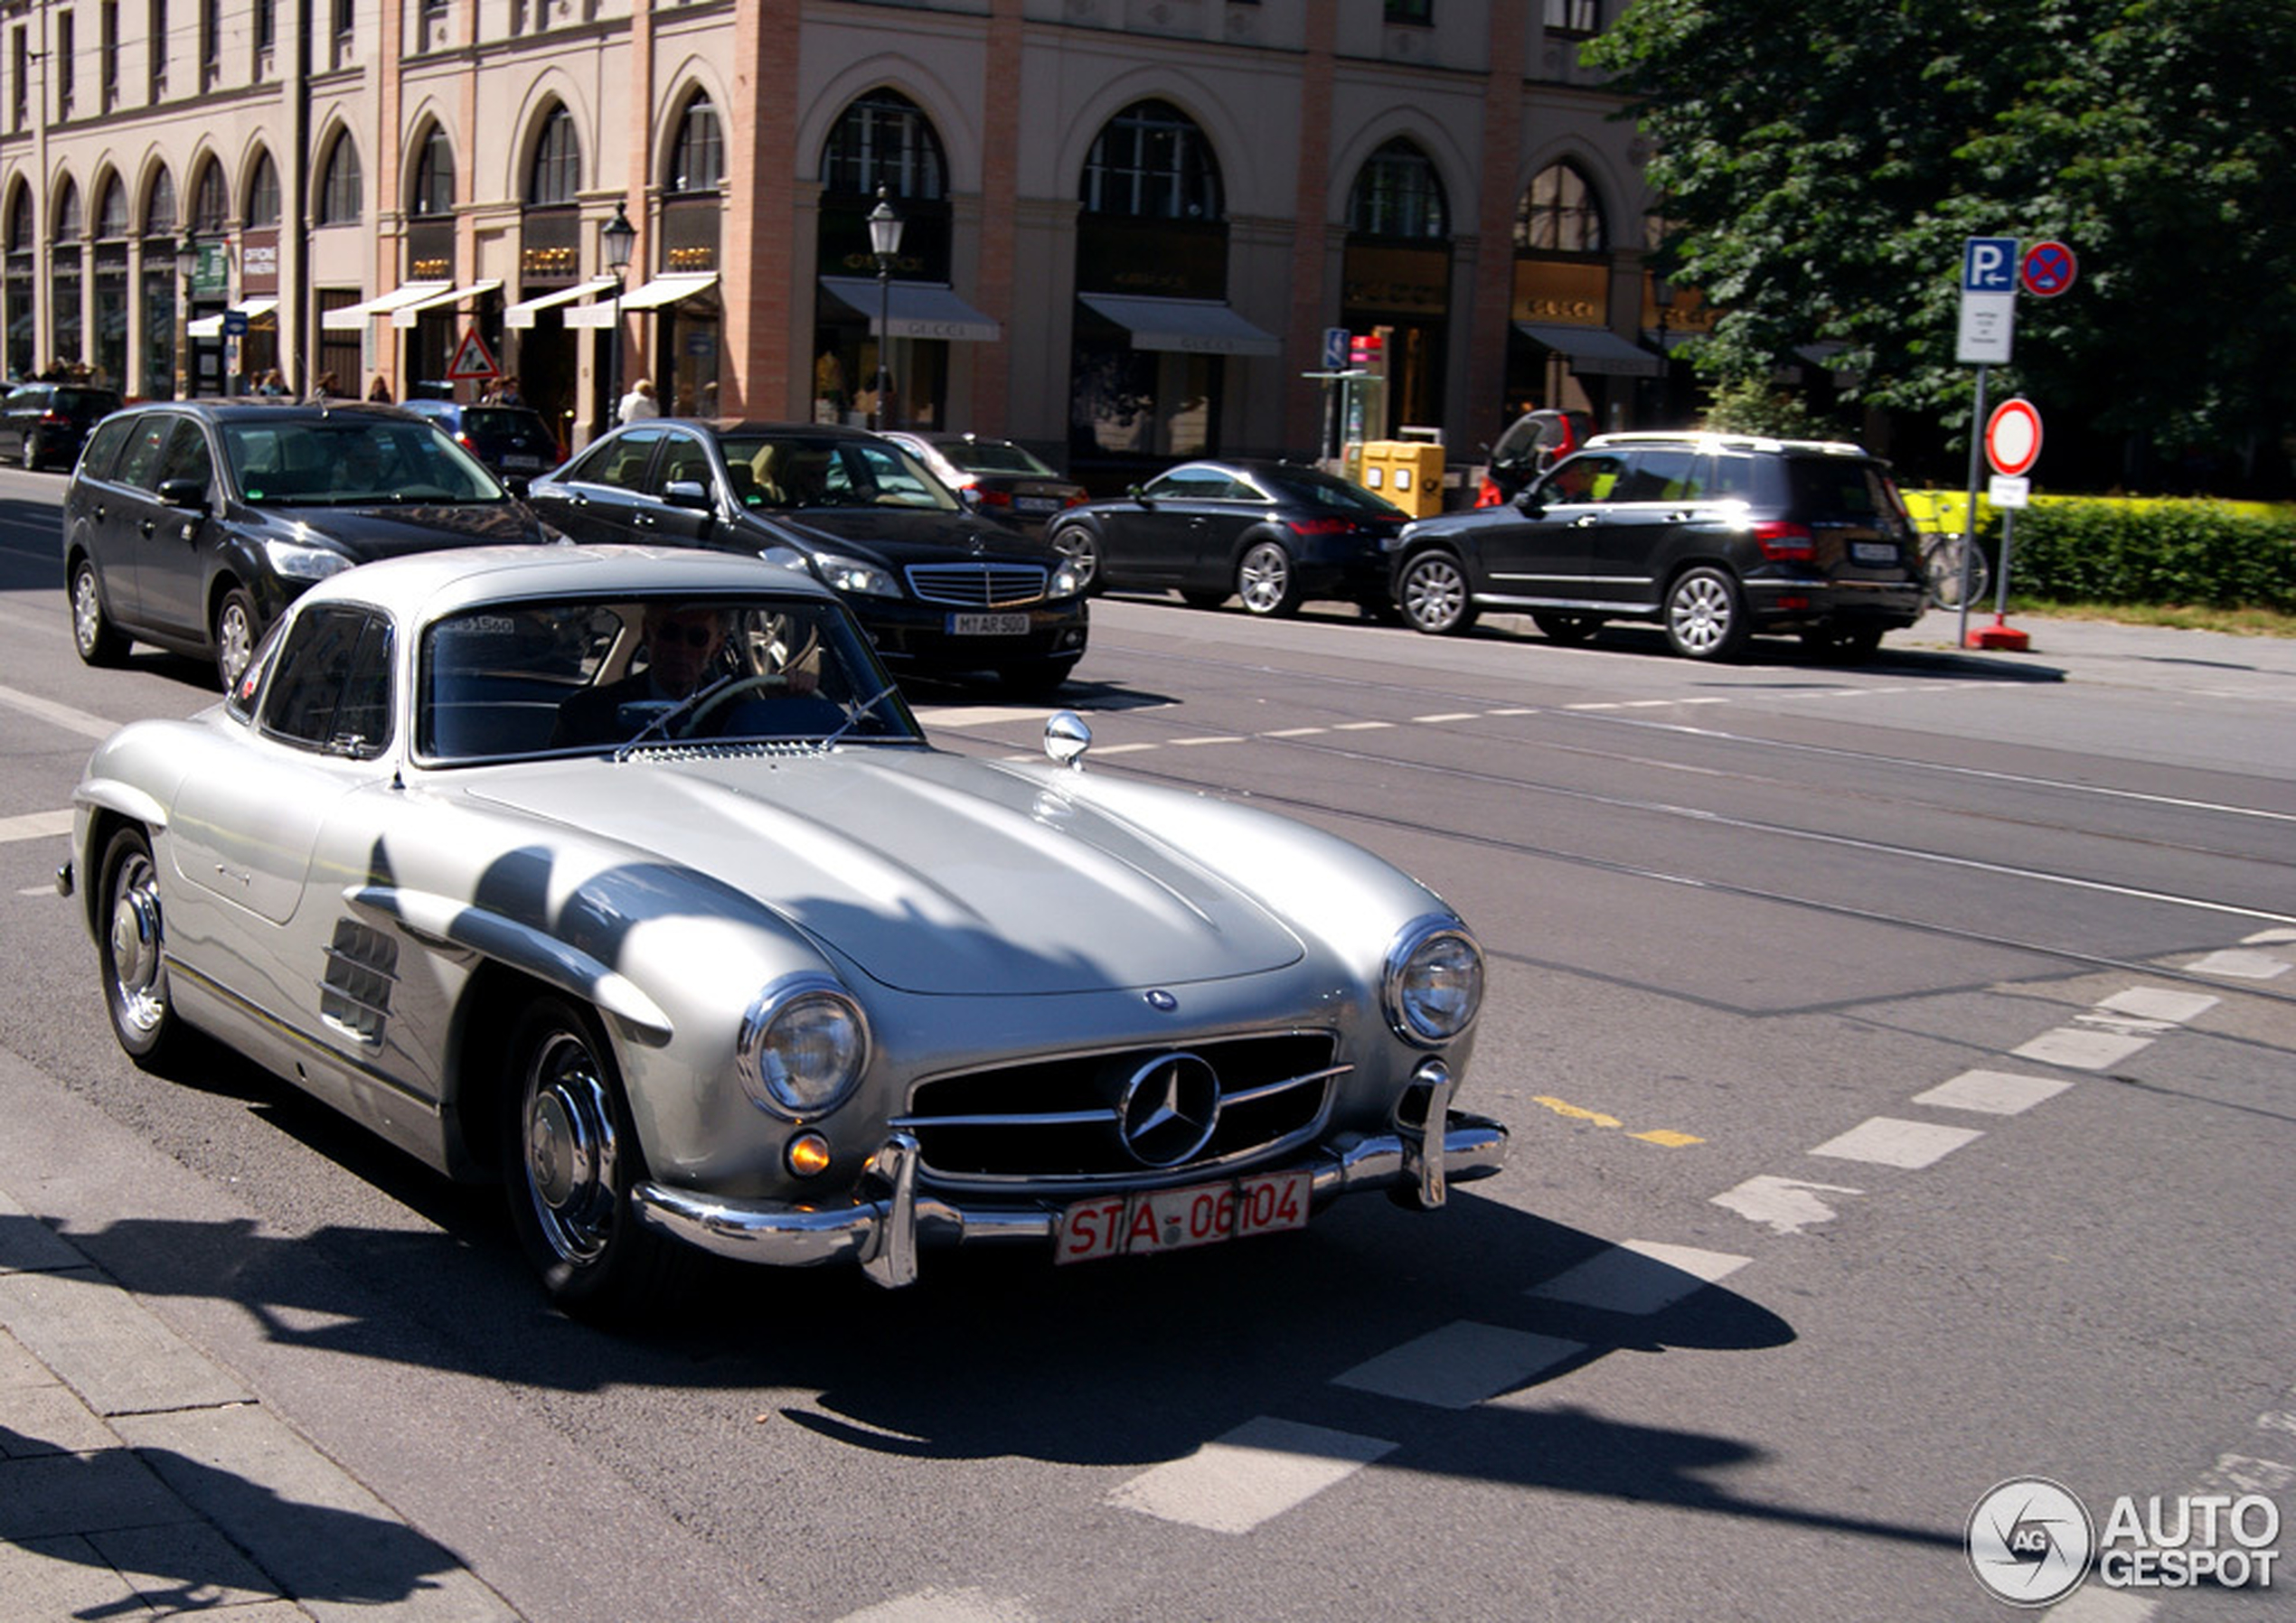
xmin=245 ymin=151 xmax=280 ymax=229
xmin=411 ymin=125 xmax=455 ymax=217
xmin=528 ymin=104 xmax=579 ymax=206
xmin=6 ymin=188 xmax=32 ymax=253
xmin=667 ymin=94 xmax=722 ymax=194
xmin=191 ymin=162 xmax=229 ymax=236
xmin=1516 ymin=162 xmax=1604 ymax=253
xmin=143 ymin=168 xmax=177 ymax=237
xmin=318 ymin=135 xmax=361 ymax=225
xmin=54 ymin=177 xmax=82 ymax=240
xmin=821 ymin=89 xmax=945 ymax=200
xmin=1348 ymin=138 xmax=1447 ymax=240
xmin=1081 ymin=99 xmax=1222 ymax=220
xmin=95 ymin=176 xmax=129 ymax=240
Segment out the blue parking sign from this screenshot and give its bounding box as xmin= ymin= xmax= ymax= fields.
xmin=1962 ymin=237 xmax=2019 ymax=294
xmin=1323 ymin=326 xmax=1350 ymax=371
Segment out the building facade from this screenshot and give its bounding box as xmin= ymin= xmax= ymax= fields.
xmin=0 ymin=0 xmax=1693 ymax=477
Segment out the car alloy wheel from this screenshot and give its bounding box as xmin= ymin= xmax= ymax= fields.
xmin=1237 ymin=540 xmax=1302 ymax=616
xmin=21 ymin=433 xmax=39 ymax=470
xmin=1399 ymin=551 xmax=1477 ymax=635
xmin=1665 ymin=567 xmax=1748 ymax=661
xmin=71 ymin=558 xmax=128 ymax=665
xmin=212 ymin=587 xmax=259 ymax=691
xmin=1050 ymin=525 xmax=1103 ymax=594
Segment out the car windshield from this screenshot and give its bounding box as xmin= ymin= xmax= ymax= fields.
xmin=222 ymin=417 xmax=507 ymax=506
xmin=1263 ymin=468 xmax=1406 ymax=518
xmin=715 ymin=433 xmax=961 ymax=512
xmin=418 ymin=593 xmax=925 ymax=762
xmin=941 ymin=439 xmax=1057 ymax=477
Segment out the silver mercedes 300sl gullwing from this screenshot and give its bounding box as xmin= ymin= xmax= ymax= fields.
xmin=64 ymin=545 xmax=1507 ymax=1317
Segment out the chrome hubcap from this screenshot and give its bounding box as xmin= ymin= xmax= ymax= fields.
xmin=1238 ymin=546 xmax=1289 ymax=613
xmin=522 ymin=1031 xmax=618 ymax=1264
xmin=107 ymin=855 xmax=166 ymax=1036
xmin=73 ymin=572 xmax=101 ymax=652
xmin=1670 ymin=577 xmax=1731 ymax=653
xmin=1406 ymin=561 xmax=1463 ymax=628
xmin=216 ymin=603 xmax=253 ymax=687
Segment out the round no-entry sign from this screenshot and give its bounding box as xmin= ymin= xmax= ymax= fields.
xmin=1986 ymin=397 xmax=2043 ymax=478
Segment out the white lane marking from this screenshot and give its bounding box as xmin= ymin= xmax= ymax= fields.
xmin=1334 ymin=720 xmax=1393 ymax=731
xmin=833 ymin=1589 xmax=1038 ymax=1623
xmin=1911 ymin=1070 xmax=2073 ymax=1116
xmin=2244 ymin=928 xmax=2296 ymax=944
xmin=2188 ymin=949 xmax=2290 ymax=980
xmin=1331 ymin=1322 xmax=1586 ymax=1410
xmin=2012 ymin=1027 xmax=2155 ymax=1070
xmin=1809 ymin=1117 xmax=1983 ymax=1169
xmin=0 ymin=810 xmax=74 ymax=845
xmin=1106 ymin=1416 xmax=1396 ymax=1534
xmin=1264 ymin=726 xmax=1329 ymax=737
xmin=1529 ymin=1240 xmax=1750 ymax=1315
xmin=2197 ymin=1452 xmax=2296 ymax=1496
xmin=1711 ymin=1175 xmax=1861 ymax=1235
xmin=2043 ymin=1586 xmax=2158 ymax=1622
xmin=0 ymin=682 xmax=120 ymax=741
xmin=2096 ymin=987 xmax=2220 ymax=1025
xmin=1412 ymin=712 xmax=1483 ymax=724
xmin=1169 ymin=735 xmax=1246 ymax=746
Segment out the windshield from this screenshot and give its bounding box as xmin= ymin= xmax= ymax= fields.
xmin=418 ymin=593 xmax=925 ymax=762
xmin=714 ymin=433 xmax=961 ymax=513
xmin=223 ymin=417 xmax=507 ymax=506
xmin=940 ymin=439 xmax=1057 ymax=477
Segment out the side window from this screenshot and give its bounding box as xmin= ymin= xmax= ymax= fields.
xmin=1614 ymin=449 xmax=1701 ymax=502
xmin=576 ymin=427 xmax=663 ymax=491
xmin=1708 ymin=454 xmax=1756 ymax=500
xmin=112 ymin=415 xmax=177 ymax=490
xmin=261 ymin=607 xmax=392 ymax=757
xmin=1146 ymin=470 xmax=1230 ymax=502
xmin=4 ymin=383 xmax=42 ymax=408
xmin=652 ymin=432 xmax=715 ymax=493
xmin=155 ymin=419 xmax=214 ymax=489
xmin=80 ymin=414 xmax=136 ymax=478
xmin=1541 ymin=452 xmax=1628 ymax=505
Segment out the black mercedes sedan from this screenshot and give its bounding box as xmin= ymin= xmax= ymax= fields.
xmin=524 ymin=420 xmax=1089 ymax=696
xmin=1044 ymin=458 xmax=1407 ymax=617
xmin=63 ymin=399 xmax=555 ymax=688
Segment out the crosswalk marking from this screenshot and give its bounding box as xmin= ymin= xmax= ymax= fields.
xmin=1106 ymin=1416 xmax=1396 ymax=1534
xmin=1910 ymin=1069 xmax=2072 ymax=1116
xmin=1331 ymin=1322 xmax=1586 ymax=1410
xmin=1809 ymin=1116 xmax=1982 ymax=1169
xmin=2012 ymin=1027 xmax=2155 ymax=1070
xmin=1529 ymin=1240 xmax=1751 ymax=1313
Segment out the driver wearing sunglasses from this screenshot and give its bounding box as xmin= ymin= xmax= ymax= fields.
xmin=550 ymin=603 xmax=732 ymax=746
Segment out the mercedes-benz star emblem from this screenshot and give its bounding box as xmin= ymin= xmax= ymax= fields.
xmin=1116 ymin=1053 xmax=1221 ymax=1168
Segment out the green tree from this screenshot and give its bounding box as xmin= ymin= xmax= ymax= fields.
xmin=1587 ymin=0 xmax=2296 ymax=468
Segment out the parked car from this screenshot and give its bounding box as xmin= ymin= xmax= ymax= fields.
xmin=1045 ymin=458 xmax=1408 ymax=617
xmin=1473 ymin=408 xmax=1594 ymax=506
xmin=878 ymin=430 xmax=1088 ymax=537
xmin=398 ymin=398 xmax=566 ymax=483
xmin=1 ymin=380 xmax=126 ymax=471
xmin=62 ymin=399 xmax=555 ymax=688
xmin=64 ymin=543 xmax=1508 ymax=1316
xmin=524 ymin=420 xmax=1088 ymax=696
xmin=1386 ymin=431 xmax=1927 ymax=661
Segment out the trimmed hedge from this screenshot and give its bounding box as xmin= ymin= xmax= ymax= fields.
xmin=1904 ymin=493 xmax=2296 ymax=612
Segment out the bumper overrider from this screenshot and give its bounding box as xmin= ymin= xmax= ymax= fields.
xmin=634 ymin=1058 xmax=1509 ymax=1288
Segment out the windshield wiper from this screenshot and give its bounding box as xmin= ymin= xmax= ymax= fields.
xmin=610 ymin=672 xmax=739 ymax=763
xmin=822 ymin=681 xmax=902 ymax=749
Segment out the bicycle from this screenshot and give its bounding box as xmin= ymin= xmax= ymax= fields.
xmin=1920 ymin=530 xmax=1991 ymax=610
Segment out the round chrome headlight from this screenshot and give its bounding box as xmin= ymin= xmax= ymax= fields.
xmin=738 ymin=975 xmax=870 ymax=1121
xmin=1383 ymin=916 xmax=1483 ymax=1047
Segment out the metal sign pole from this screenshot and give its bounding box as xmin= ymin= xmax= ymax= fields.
xmin=1958 ymin=363 xmax=1987 ymax=649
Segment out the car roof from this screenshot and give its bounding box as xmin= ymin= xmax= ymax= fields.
xmin=614 ymin=418 xmax=899 ymax=442
xmin=293 ymin=543 xmax=844 ymax=624
xmin=114 ymin=399 xmax=422 ymax=425
xmin=1585 ymin=430 xmax=1876 ymax=458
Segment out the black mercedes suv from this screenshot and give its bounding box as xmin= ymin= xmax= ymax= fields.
xmin=1385 ymin=431 xmax=1926 ymax=661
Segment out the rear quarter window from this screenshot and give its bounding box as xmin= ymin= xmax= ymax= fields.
xmin=1785 ymin=457 xmax=1904 ymax=526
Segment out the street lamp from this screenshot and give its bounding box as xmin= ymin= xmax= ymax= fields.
xmin=867 ymin=184 xmax=904 ymax=430
xmin=600 ymin=201 xmax=635 ymax=427
xmin=173 ymin=229 xmax=198 ymax=399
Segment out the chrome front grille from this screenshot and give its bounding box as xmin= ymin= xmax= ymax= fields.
xmin=905 ymin=561 xmax=1049 ymax=608
xmin=893 ymin=1032 xmax=1343 ymax=1191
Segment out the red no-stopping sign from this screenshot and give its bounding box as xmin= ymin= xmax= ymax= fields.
xmin=2020 ymin=240 xmax=2077 ymax=297
xmin=1986 ymin=398 xmax=2044 ymax=477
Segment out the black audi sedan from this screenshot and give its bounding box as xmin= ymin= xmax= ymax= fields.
xmin=1043 ymin=458 xmax=1407 ymax=617
xmin=523 ymin=420 xmax=1089 ymax=696
xmin=63 ymin=399 xmax=555 ymax=688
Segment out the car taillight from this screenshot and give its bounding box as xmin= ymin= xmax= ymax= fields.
xmin=1473 ymin=476 xmax=1502 ymax=508
xmin=39 ymin=411 xmax=67 ymax=425
xmin=1062 ymin=491 xmax=1087 ymax=508
xmin=1754 ymin=521 xmax=1815 ymax=561
xmin=976 ymin=485 xmax=1012 ymax=508
xmin=456 ymin=433 xmax=476 ymax=451
xmin=1288 ymin=516 xmax=1351 ymax=537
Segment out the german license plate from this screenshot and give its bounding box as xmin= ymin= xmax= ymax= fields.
xmin=1851 ymin=541 xmax=1898 ymax=564
xmin=1055 ymin=1169 xmax=1313 ymax=1265
xmin=949 ymin=612 xmax=1030 ymax=635
xmin=1015 ymin=496 xmax=1059 ymax=512
xmin=503 ymin=454 xmax=542 ymax=470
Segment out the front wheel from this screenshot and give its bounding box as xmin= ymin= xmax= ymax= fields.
xmin=1049 ymin=525 xmax=1104 ymax=596
xmin=22 ymin=432 xmax=41 ymax=471
xmin=501 ymin=995 xmax=684 ymax=1318
xmin=212 ymin=586 xmax=260 ymax=692
xmin=1664 ymin=567 xmax=1749 ymax=661
xmin=1397 ymin=551 xmax=1478 ymax=635
xmin=98 ymin=826 xmax=186 ymax=1068
xmin=71 ymin=558 xmax=129 ymax=666
xmin=1236 ymin=540 xmax=1302 ymax=616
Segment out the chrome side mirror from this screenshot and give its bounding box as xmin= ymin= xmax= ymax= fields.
xmin=1044 ymin=709 xmax=1091 ymax=771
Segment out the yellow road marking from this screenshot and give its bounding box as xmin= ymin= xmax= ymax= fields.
xmin=1531 ymin=1095 xmax=1703 ymax=1148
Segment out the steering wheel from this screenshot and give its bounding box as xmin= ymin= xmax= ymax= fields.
xmin=681 ymin=672 xmax=802 ymax=736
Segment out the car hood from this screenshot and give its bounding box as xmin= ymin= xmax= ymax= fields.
xmin=242 ymin=501 xmax=548 ymax=560
xmin=746 ymin=507 xmax=1053 ymax=567
xmin=460 ymin=750 xmax=1305 ymax=995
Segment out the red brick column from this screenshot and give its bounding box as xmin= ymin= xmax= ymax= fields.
xmin=1284 ymin=0 xmax=1338 ymax=451
xmin=724 ymin=0 xmax=799 ymax=416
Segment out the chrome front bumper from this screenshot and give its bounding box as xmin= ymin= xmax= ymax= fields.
xmin=634 ymin=1092 xmax=1510 ymax=1290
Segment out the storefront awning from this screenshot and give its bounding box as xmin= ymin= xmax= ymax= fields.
xmin=187 ymin=296 xmax=279 ymax=339
xmin=504 ymin=277 xmax=622 ymax=330
xmin=818 ymin=277 xmax=1002 ymax=342
xmin=320 ymin=280 xmax=452 ymax=331
xmin=562 ymin=272 xmax=719 ymax=326
xmin=1515 ymin=321 xmax=1661 ymax=377
xmin=1077 ymin=293 xmax=1281 ymax=358
xmin=391 ymin=278 xmax=503 ymax=327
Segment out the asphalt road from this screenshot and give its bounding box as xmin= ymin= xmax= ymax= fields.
xmin=2 ymin=464 xmax=2291 ymax=1622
